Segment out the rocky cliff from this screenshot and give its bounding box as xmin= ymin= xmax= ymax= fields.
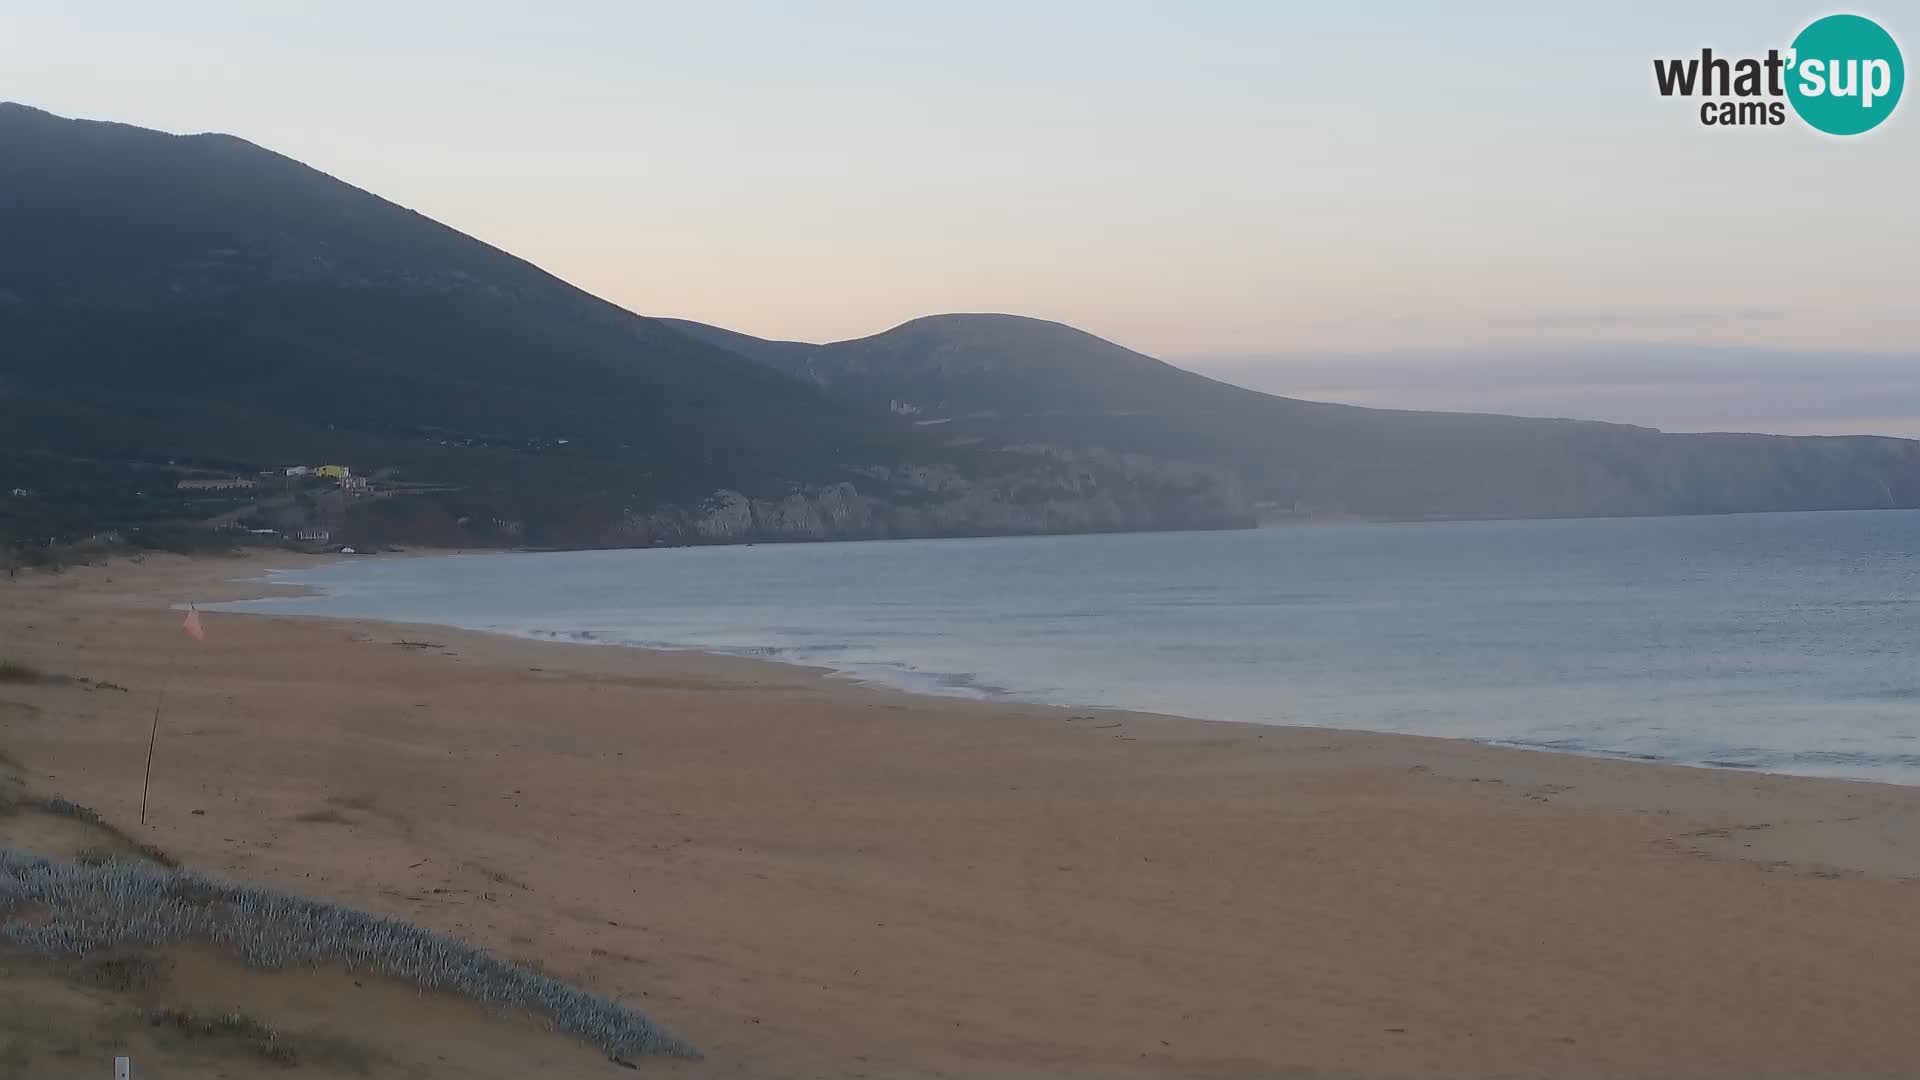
xmin=345 ymin=448 xmax=1251 ymax=548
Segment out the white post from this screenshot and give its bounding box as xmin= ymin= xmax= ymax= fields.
xmin=115 ymin=1057 xmax=131 ymax=1080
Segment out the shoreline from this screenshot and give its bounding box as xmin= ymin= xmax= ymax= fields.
xmin=56 ymin=545 xmax=1920 ymax=822
xmin=210 ymin=550 xmax=1920 ymax=790
xmin=9 ymin=551 xmax=1920 ymax=1077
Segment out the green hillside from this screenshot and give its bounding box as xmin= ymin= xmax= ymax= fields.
xmin=0 ymin=104 xmax=926 ymax=546
xmin=665 ymin=313 xmax=1920 ymax=520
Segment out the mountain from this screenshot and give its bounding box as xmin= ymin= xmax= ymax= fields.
xmin=664 ymin=314 xmax=1920 ymax=520
xmin=10 ymin=102 xmax=1910 ymax=547
xmin=0 ymin=106 xmax=1248 ymax=547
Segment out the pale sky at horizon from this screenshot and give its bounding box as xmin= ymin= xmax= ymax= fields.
xmin=4 ymin=1 xmax=1916 ymax=433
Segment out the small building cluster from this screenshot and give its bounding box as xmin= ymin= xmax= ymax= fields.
xmin=282 ymin=464 xmax=352 ymax=479
xmin=282 ymin=464 xmax=362 ymax=490
xmin=176 ymin=477 xmax=258 ymax=492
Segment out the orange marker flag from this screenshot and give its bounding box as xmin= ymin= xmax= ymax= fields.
xmin=181 ymin=606 xmax=205 ymax=642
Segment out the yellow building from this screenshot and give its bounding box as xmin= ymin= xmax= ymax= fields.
xmin=314 ymin=465 xmax=350 ymax=480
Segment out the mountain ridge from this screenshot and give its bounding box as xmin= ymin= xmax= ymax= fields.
xmin=663 ymin=314 xmax=1920 ymax=521
xmin=0 ymin=104 xmax=1248 ymax=547
xmin=8 ymin=101 xmax=1918 ymax=546
xmin=667 ymin=311 xmax=1656 ymax=428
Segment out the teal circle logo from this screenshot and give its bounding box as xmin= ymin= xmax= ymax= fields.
xmin=1786 ymin=14 xmax=1904 ymax=135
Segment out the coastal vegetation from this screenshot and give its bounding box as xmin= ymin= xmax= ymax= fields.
xmin=0 ymin=761 xmax=691 ymax=1065
xmin=0 ymin=845 xmax=692 ymax=1061
xmin=0 ymin=660 xmax=49 ymax=684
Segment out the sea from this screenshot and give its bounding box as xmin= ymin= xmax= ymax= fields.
xmin=209 ymin=510 xmax=1920 ymax=784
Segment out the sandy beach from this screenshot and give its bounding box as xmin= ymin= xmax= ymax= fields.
xmin=5 ymin=552 xmax=1920 ymax=1078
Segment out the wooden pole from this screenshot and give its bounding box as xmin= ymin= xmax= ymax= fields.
xmin=139 ymin=624 xmax=187 ymax=826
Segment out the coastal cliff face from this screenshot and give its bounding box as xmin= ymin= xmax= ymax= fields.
xmin=344 ymin=449 xmax=1251 ymax=548
xmin=631 ymin=451 xmax=1249 ymax=544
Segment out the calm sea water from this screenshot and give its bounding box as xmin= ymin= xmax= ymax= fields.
xmin=212 ymin=511 xmax=1920 ymax=784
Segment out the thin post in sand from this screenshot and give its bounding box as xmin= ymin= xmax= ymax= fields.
xmin=138 ymin=650 xmax=177 ymax=826
xmin=142 ymin=605 xmax=202 ymax=825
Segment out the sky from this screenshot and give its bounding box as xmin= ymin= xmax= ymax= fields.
xmin=4 ymin=1 xmax=1916 ymax=434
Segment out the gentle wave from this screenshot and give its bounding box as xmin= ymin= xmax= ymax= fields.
xmin=481 ymin=623 xmax=1011 ymax=700
xmin=213 ymin=512 xmax=1920 ymax=785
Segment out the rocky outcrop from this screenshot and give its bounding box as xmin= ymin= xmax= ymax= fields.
xmin=341 ymin=446 xmax=1250 ymax=549
xmin=607 ymin=448 xmax=1252 ymax=545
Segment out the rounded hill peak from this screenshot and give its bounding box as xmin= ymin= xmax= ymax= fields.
xmin=861 ymin=313 xmax=1108 ymax=349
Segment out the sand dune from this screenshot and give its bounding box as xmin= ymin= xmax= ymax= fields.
xmin=6 ymin=552 xmax=1920 ymax=1078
